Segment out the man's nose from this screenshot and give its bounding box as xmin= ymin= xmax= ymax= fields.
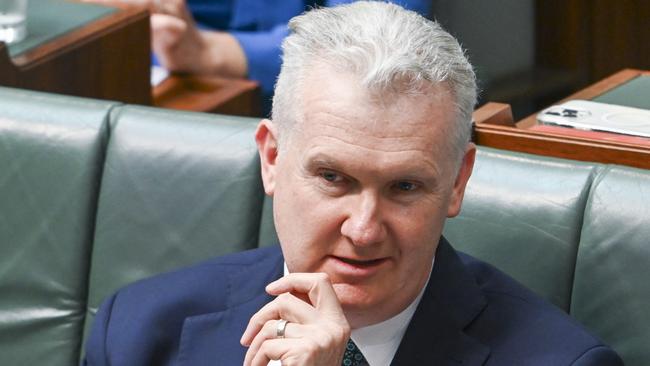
xmin=340 ymin=191 xmax=387 ymax=246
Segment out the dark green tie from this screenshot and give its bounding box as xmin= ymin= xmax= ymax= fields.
xmin=342 ymin=339 xmax=369 ymax=366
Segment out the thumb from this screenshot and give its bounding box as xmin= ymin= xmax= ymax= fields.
xmin=151 ymin=13 xmax=188 ymax=50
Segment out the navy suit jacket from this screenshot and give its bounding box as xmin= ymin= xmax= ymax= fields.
xmin=83 ymin=238 xmax=623 ymax=365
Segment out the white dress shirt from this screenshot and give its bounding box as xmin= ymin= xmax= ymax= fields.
xmin=349 ymin=260 xmax=432 ymax=366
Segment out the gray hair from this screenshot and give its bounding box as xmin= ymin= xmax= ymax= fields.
xmin=272 ymin=1 xmax=477 ymax=162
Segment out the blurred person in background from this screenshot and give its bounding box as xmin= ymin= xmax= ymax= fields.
xmin=83 ymin=0 xmax=431 ymax=114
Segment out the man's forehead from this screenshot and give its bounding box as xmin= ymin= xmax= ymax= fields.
xmin=299 ymin=66 xmax=453 ymax=117
xmin=277 ymin=64 xmax=458 ymax=164
xmin=297 ymin=78 xmax=453 ymax=138
xmin=296 ymin=119 xmax=438 ymax=153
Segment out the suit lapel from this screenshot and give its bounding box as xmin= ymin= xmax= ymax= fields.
xmin=175 ymin=247 xmax=284 ymax=366
xmin=391 ymin=238 xmax=490 ymax=366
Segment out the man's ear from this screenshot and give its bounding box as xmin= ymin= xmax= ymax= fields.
xmin=255 ymin=119 xmax=280 ymax=196
xmin=447 ymin=143 xmax=476 ymax=218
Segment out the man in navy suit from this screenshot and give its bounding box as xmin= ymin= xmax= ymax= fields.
xmin=83 ymin=2 xmax=623 ymax=365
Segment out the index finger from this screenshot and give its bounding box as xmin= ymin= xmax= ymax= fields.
xmin=266 ymin=272 xmax=343 ymax=313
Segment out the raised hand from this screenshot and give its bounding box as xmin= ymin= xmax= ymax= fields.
xmin=241 ymin=273 xmax=351 ymax=366
xmin=78 ymin=0 xmax=247 ymax=77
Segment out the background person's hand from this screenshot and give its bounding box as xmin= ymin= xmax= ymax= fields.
xmin=241 ymin=273 xmax=351 ymax=366
xmin=79 ymin=0 xmax=247 ymax=77
xmin=148 ymin=0 xmax=206 ymax=73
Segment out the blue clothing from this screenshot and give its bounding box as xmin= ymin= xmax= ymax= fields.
xmin=83 ymin=238 xmax=622 ymax=365
xmin=184 ymin=0 xmax=432 ymax=115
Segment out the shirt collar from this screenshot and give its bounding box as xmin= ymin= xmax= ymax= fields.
xmin=350 ymin=257 xmax=433 ymax=366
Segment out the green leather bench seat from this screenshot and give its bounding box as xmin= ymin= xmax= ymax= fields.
xmin=0 ymin=86 xmax=648 ymax=366
xmin=0 ymin=88 xmax=115 ymax=366
xmin=84 ymin=106 xmax=265 ymax=341
xmin=443 ymin=148 xmax=600 ymax=311
xmin=572 ymin=166 xmax=650 ymax=366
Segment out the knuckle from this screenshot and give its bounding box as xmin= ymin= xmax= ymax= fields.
xmin=249 ymin=314 xmax=271 ymax=332
xmin=336 ymin=328 xmax=348 ymax=342
xmin=256 ymin=342 xmax=275 ymax=363
xmin=258 ymin=341 xmax=271 ymax=354
xmin=321 ymin=324 xmax=349 ymax=347
xmin=339 ymin=324 xmax=351 ymax=339
xmin=304 ymin=338 xmax=319 ymax=354
xmin=273 ymin=294 xmax=294 ymax=319
xmin=249 ymin=313 xmax=263 ymax=327
xmin=324 ymin=319 xmax=349 ymax=338
xmin=315 ymin=272 xmax=330 ymax=283
xmin=277 ymin=292 xmax=291 ymax=300
xmin=277 ymin=292 xmax=293 ymax=304
xmin=281 ymin=357 xmax=299 ymax=366
xmin=320 ymin=333 xmax=334 ymax=348
xmin=252 ymin=345 xmax=269 ymax=366
xmin=262 ymin=319 xmax=276 ymax=335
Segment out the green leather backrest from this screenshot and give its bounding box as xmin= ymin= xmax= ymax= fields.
xmin=3 ymin=86 xmax=649 ymax=366
xmin=0 ymin=87 xmax=115 ymax=366
xmin=83 ymin=106 xmax=265 ymax=342
xmin=443 ymin=147 xmax=601 ymax=311
xmin=572 ymin=166 xmax=650 ymax=366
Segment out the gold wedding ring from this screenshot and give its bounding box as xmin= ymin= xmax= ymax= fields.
xmin=276 ymin=319 xmax=288 ymax=338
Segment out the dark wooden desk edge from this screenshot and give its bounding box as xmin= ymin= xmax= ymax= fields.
xmin=0 ymin=3 xmax=151 ymax=105
xmin=153 ymin=75 xmax=261 ymax=117
xmin=2 ymin=4 xmax=148 ymax=69
xmin=472 ymin=69 xmax=650 ymax=169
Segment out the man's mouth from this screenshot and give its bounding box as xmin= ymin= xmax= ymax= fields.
xmin=336 ymin=256 xmax=386 ymax=267
xmin=328 ymin=255 xmax=390 ymax=277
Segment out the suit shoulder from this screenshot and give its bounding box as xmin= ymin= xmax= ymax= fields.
xmin=121 ymin=245 xmax=281 ymax=295
xmin=457 ymin=251 xmax=553 ymax=305
xmin=104 ymin=245 xmax=282 ymax=320
xmin=457 ymin=252 xmax=621 ymax=365
xmin=85 ymin=246 xmax=282 ymax=365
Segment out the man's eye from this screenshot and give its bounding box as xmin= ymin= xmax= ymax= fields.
xmin=320 ymin=171 xmax=342 ymax=183
xmin=394 ymin=181 xmax=418 ymax=192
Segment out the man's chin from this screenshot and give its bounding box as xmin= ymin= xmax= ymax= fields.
xmin=332 ymin=282 xmax=381 ymax=312
xmin=332 ymin=281 xmax=419 ymax=328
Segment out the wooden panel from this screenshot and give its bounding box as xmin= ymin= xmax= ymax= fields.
xmin=535 ymin=0 xmax=591 ymax=73
xmin=153 ymin=75 xmax=261 ymax=117
xmin=0 ymin=4 xmax=151 ymax=105
xmin=472 ymin=102 xmax=514 ymax=126
xmin=474 ymin=122 xmax=650 ymax=169
xmin=591 ymin=0 xmax=650 ymax=80
xmin=536 ymin=0 xmax=650 ymax=85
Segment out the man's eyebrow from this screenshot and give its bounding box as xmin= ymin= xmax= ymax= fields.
xmin=303 ymin=152 xmax=441 ymax=182
xmin=303 ymin=154 xmax=343 ymax=170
